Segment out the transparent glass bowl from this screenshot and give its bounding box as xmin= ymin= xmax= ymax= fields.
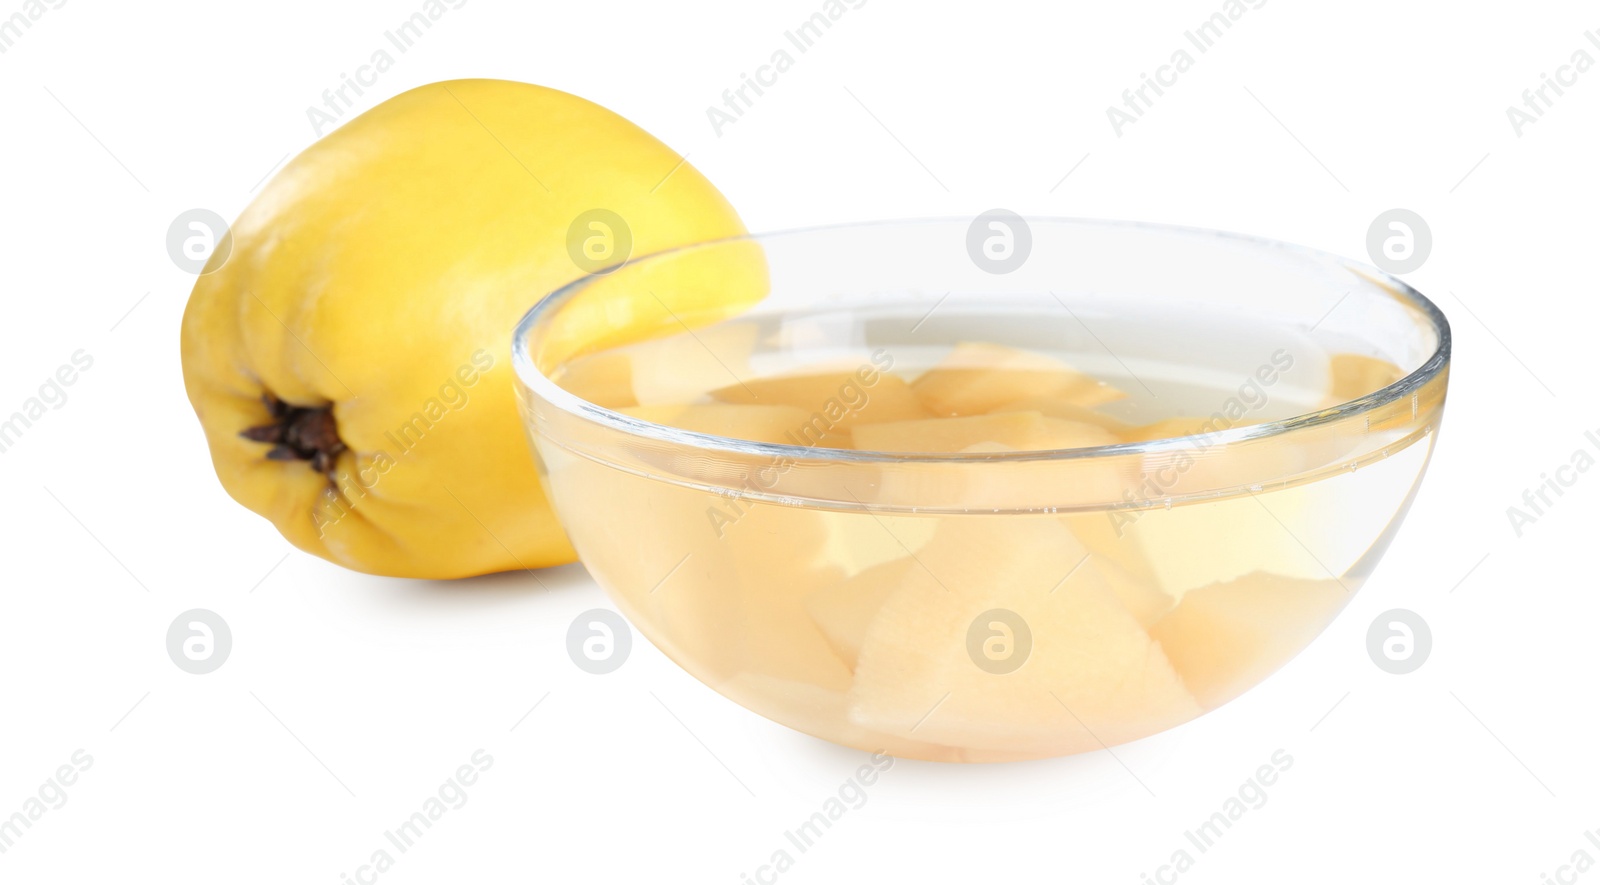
xmin=512 ymin=219 xmax=1450 ymax=762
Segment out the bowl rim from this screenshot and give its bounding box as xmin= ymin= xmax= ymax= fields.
xmin=511 ymin=216 xmax=1452 ymax=465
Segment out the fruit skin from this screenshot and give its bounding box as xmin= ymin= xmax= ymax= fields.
xmin=181 ymin=79 xmax=750 ymax=578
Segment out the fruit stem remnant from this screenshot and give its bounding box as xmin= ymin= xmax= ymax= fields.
xmin=240 ymin=394 xmax=346 ymax=482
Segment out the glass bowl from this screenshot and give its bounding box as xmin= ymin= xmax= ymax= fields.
xmin=512 ymin=218 xmax=1450 ymax=763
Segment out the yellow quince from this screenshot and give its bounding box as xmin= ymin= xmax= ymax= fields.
xmin=181 ymin=79 xmax=755 ymax=578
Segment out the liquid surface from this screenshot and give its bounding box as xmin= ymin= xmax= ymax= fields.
xmin=554 ymin=303 xmax=1408 ymax=452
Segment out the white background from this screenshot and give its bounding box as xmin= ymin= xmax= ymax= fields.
xmin=2 ymin=1 xmax=1597 ymax=882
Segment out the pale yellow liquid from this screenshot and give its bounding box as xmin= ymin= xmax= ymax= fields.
xmin=540 ymin=334 xmax=1436 ymax=761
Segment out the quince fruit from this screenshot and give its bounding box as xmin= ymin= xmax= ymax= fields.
xmin=181 ymin=79 xmax=752 ymax=578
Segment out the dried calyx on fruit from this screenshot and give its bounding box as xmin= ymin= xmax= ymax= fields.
xmin=240 ymin=395 xmax=346 ymax=481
